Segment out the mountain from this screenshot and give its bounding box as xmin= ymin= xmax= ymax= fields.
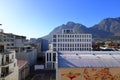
xmin=42 ymin=21 xmax=89 ymax=42
xmin=41 ymin=17 xmax=120 ymax=43
xmin=90 ymin=17 xmax=120 ymax=39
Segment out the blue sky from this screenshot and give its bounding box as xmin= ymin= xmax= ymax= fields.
xmin=0 ymin=0 xmax=120 ymax=39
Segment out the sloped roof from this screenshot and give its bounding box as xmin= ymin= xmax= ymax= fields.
xmin=58 ymin=53 xmax=120 ymax=68
xmin=17 ymin=60 xmax=28 ymax=69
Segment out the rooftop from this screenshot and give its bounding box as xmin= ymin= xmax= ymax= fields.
xmin=58 ymin=52 xmax=120 ymax=68
xmin=17 ymin=60 xmax=28 ymax=69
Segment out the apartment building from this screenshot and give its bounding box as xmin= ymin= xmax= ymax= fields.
xmin=0 ymin=46 xmax=19 ymax=80
xmin=0 ymin=29 xmax=26 ymax=50
xmin=0 ymin=29 xmax=37 ymax=66
xmin=52 ymin=29 xmax=92 ymax=51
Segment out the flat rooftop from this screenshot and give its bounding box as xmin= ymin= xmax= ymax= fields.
xmin=58 ymin=53 xmax=120 ymax=68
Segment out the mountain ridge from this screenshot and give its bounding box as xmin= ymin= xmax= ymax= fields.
xmin=41 ymin=17 xmax=120 ymax=42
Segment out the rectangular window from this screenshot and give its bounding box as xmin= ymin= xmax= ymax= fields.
xmin=53 ymin=39 xmax=56 ymax=42
xmin=47 ymin=53 xmax=48 ymax=61
xmin=14 ymin=63 xmax=16 ymax=67
xmin=53 ymin=44 xmax=56 ymax=47
xmin=53 ymin=48 xmax=56 ymax=51
xmin=53 ymin=35 xmax=56 ymax=38
xmin=50 ymin=53 xmax=51 ymax=61
xmin=12 ymin=55 xmax=14 ymax=59
xmin=7 ymin=44 xmax=10 ymax=46
xmin=11 ymin=43 xmax=14 ymax=46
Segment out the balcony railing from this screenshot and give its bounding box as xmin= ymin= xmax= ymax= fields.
xmin=1 ymin=60 xmax=14 ymax=66
xmin=0 ymin=71 xmax=13 ymax=78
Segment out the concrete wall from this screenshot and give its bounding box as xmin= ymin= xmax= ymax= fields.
xmin=16 ymin=49 xmax=37 ymax=66
xmin=19 ymin=63 xmax=29 ymax=80
xmin=4 ymin=64 xmax=19 ymax=80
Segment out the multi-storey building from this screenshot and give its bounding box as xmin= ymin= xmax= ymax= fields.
xmin=45 ymin=29 xmax=120 ymax=80
xmin=0 ymin=29 xmax=26 ymax=50
xmin=46 ymin=29 xmax=92 ymax=69
xmin=0 ymin=46 xmax=19 ymax=80
xmin=0 ymin=29 xmax=37 ymax=66
xmin=52 ymin=29 xmax=92 ymax=51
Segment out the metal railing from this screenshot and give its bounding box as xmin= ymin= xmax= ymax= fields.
xmin=0 ymin=71 xmax=13 ymax=78
xmin=1 ymin=60 xmax=14 ymax=66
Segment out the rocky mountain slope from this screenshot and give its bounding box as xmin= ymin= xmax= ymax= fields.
xmin=41 ymin=17 xmax=120 ymax=42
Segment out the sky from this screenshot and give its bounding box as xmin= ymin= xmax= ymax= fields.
xmin=0 ymin=0 xmax=120 ymax=39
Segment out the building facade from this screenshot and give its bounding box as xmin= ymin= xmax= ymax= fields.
xmin=45 ymin=29 xmax=120 ymax=80
xmin=17 ymin=60 xmax=29 ymax=80
xmin=46 ymin=29 xmax=92 ymax=69
xmin=16 ymin=45 xmax=37 ymax=66
xmin=52 ymin=29 xmax=92 ymax=51
xmin=45 ymin=51 xmax=57 ymax=69
xmin=0 ymin=50 xmax=19 ymax=80
xmin=0 ymin=29 xmax=37 ymax=66
xmin=0 ymin=29 xmax=26 ymax=50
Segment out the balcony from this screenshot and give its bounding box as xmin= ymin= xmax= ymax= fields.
xmin=1 ymin=60 xmax=14 ymax=66
xmin=0 ymin=71 xmax=13 ymax=78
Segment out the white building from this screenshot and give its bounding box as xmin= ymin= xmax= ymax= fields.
xmin=0 ymin=50 xmax=19 ymax=80
xmin=45 ymin=29 xmax=120 ymax=80
xmin=45 ymin=51 xmax=57 ymax=69
xmin=46 ymin=29 xmax=92 ymax=69
xmin=52 ymin=29 xmax=92 ymax=51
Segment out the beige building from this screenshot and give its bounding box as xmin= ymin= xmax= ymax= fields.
xmin=17 ymin=60 xmax=29 ymax=80
xmin=0 ymin=50 xmax=19 ymax=80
